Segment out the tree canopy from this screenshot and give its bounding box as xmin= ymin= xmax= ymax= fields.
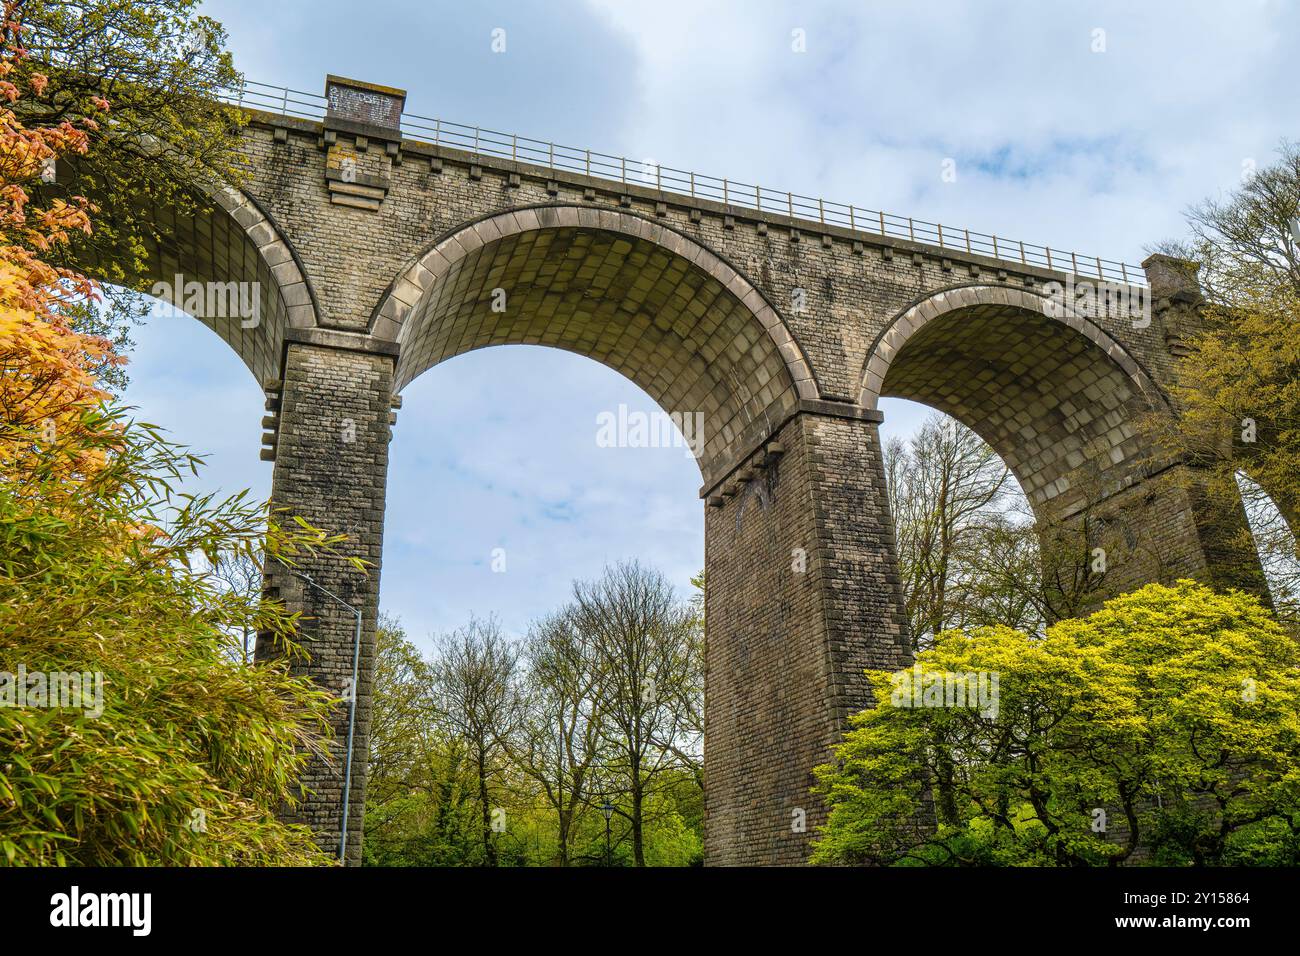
xmin=813 ymin=581 xmax=1300 ymax=867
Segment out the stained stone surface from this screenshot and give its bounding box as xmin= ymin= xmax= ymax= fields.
xmin=69 ymin=90 xmax=1264 ymax=865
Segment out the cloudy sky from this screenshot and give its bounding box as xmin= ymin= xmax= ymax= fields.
xmin=121 ymin=0 xmax=1299 ymax=650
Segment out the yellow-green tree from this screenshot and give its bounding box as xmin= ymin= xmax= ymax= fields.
xmin=1153 ymin=143 xmax=1300 ymax=616
xmin=7 ymin=0 xmax=249 ymax=392
xmin=813 ymin=581 xmax=1300 ymax=867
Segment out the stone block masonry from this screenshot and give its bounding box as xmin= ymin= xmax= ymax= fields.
xmin=704 ymin=409 xmax=911 ymax=865
xmin=257 ymin=335 xmax=396 ymax=865
xmin=72 ymin=75 xmax=1269 ymax=864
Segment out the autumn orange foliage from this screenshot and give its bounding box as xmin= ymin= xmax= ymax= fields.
xmin=0 ymin=0 xmax=120 ymax=484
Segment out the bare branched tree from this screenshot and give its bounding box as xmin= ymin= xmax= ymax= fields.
xmin=884 ymin=414 xmax=1016 ymax=647
xmin=571 ymin=560 xmax=699 ymax=867
xmin=430 ymin=616 xmax=519 ymax=867
xmin=1152 ymin=140 xmax=1300 ymax=305
xmin=883 ymin=414 xmax=1171 ymax=638
xmin=1236 ymin=474 xmax=1300 ymax=621
xmin=1149 ymin=141 xmax=1300 ymax=610
xmin=512 ymin=609 xmax=605 ymax=866
xmin=208 ymin=548 xmax=263 ymax=663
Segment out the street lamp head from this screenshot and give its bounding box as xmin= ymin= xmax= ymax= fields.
xmin=601 ymin=802 xmax=614 ymax=821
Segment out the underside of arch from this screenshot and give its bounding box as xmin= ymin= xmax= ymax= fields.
xmin=862 ymin=286 xmax=1168 ymax=521
xmin=380 ymin=207 xmax=816 ymax=474
xmin=71 ymin=182 xmax=318 ymax=384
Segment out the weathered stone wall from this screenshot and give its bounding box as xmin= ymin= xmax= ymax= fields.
xmin=86 ymin=80 xmax=1263 ymax=865
xmin=234 ymin=113 xmax=1181 ymax=406
xmin=703 ymin=409 xmax=911 ymax=865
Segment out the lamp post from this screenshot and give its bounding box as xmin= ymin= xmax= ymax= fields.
xmin=275 ymin=561 xmax=363 ymax=865
xmin=601 ymin=801 xmax=614 ymax=867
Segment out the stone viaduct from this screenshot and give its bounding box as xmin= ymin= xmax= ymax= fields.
xmin=85 ymin=76 xmax=1263 ymax=865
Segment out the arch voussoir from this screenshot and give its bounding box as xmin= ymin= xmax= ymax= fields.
xmin=858 ymin=284 xmax=1165 ymax=411
xmin=368 ymin=206 xmax=820 ymax=472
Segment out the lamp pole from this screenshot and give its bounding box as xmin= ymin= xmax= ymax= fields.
xmin=601 ymin=801 xmax=614 ymax=866
xmin=276 ymin=562 xmax=363 ymax=865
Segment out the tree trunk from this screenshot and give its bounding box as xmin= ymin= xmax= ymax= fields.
xmin=478 ymin=750 xmax=496 ymax=866
xmin=631 ymin=765 xmax=645 ymax=867
xmin=557 ymin=800 xmax=570 ymax=867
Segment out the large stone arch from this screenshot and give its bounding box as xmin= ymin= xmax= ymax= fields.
xmin=858 ymin=285 xmax=1169 ymax=521
xmin=350 ymin=205 xmax=872 ymax=868
xmin=79 ymin=181 xmax=320 ymax=384
xmin=370 ymin=205 xmax=818 ymax=479
xmin=856 ymin=283 xmax=1264 ymax=599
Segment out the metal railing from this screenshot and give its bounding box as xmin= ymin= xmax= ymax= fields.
xmin=221 ymin=79 xmax=1147 ymax=287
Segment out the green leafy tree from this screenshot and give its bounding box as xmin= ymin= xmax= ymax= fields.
xmin=1 ymin=17 xmax=348 ymax=864
xmin=0 ymin=393 xmax=354 ymax=865
xmin=813 ymin=581 xmax=1300 ymax=867
xmin=362 ymin=617 xmax=492 ymax=867
xmin=364 ymin=616 xmax=435 ymax=807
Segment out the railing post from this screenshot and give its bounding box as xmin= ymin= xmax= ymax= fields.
xmin=1020 ymin=240 xmax=1026 ymax=264
xmin=756 ymin=185 xmax=761 ymax=211
xmin=849 ymin=205 xmax=855 ymax=231
xmin=656 ymin=164 xmax=661 ymax=190
xmin=621 ymin=156 xmax=626 ymax=184
xmin=908 ymin=218 xmax=915 ymax=242
xmin=879 ymin=210 xmax=885 ymax=235
xmin=1121 ymin=262 xmax=1129 ymax=284
xmin=434 ymin=119 xmax=441 ymax=147
xmin=586 ymin=150 xmax=591 ymax=177
xmin=690 ymin=171 xmax=695 ymax=198
xmin=549 ymin=142 xmax=554 ymax=168
xmin=965 ymin=229 xmax=972 ymax=254
xmin=1046 ymin=247 xmax=1053 ymax=270
xmin=818 ymin=198 xmax=825 ymax=224
xmin=938 ymin=223 xmax=944 ymax=248
xmin=512 ymin=134 xmax=517 ymax=162
xmin=787 ymin=191 xmax=794 ymax=217
xmin=473 ymin=127 xmax=480 ymax=155
xmin=281 ymin=86 xmax=289 ymax=116
xmin=1096 ymin=256 xmax=1104 ymax=279
xmin=993 ymin=235 xmax=999 ymax=259
xmin=1071 ymin=251 xmax=1078 ymax=275
xmin=723 ymin=178 xmax=729 ymax=205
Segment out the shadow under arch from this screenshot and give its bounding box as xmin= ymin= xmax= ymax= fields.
xmin=859 ymin=284 xmax=1172 ymax=524
xmin=369 ymin=205 xmax=818 ymax=479
xmin=72 ymin=181 xmax=321 ymax=385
